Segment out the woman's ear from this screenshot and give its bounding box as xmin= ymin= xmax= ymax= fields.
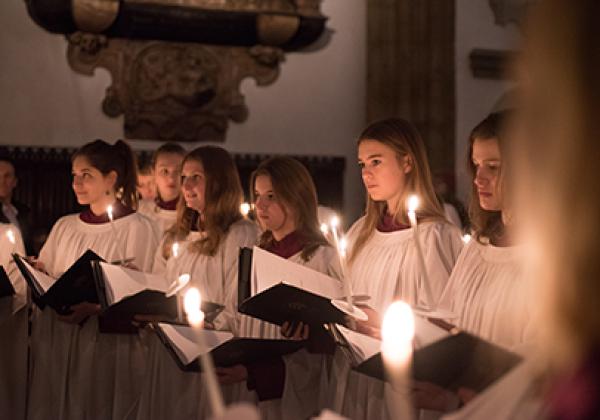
xmin=402 ymin=155 xmax=413 ymax=174
xmin=105 ymin=170 xmax=118 ymax=191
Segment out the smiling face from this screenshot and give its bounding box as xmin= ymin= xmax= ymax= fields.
xmin=155 ymin=152 xmax=183 ymax=202
xmin=72 ymin=156 xmax=116 ymax=209
xmin=472 ymin=137 xmax=502 ymax=211
xmin=358 ymin=139 xmax=411 ymax=211
xmin=253 ymin=174 xmax=296 ymax=240
xmin=180 ymin=159 xmax=206 ymax=212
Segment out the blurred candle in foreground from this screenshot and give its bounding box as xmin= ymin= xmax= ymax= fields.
xmin=381 ymin=300 xmax=415 ymax=420
xmin=183 ymin=287 xmax=225 ymax=418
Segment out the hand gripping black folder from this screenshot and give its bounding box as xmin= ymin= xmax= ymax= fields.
xmin=349 ymin=330 xmax=522 ymax=393
xmin=12 ymin=250 xmax=102 ymax=314
xmin=0 ymin=266 xmax=15 ymax=297
xmin=237 ymin=247 xmax=347 ymax=327
xmin=154 ymin=323 xmax=305 ymax=372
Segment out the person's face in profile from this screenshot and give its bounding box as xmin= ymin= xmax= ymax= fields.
xmin=0 ymin=161 xmax=17 ymax=202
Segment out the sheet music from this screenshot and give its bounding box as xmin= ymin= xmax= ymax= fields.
xmin=20 ymin=257 xmax=56 ymax=294
xmin=335 ymin=315 xmax=449 ymax=364
xmin=157 ymin=323 xmax=233 ymax=365
xmin=251 ymin=246 xmax=344 ymax=299
xmin=99 ymin=262 xmax=171 ymax=305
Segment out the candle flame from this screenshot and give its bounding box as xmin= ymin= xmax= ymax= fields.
xmin=330 ymin=215 xmax=340 ymax=229
xmin=462 ymin=234 xmax=472 ymax=244
xmin=184 ymin=287 xmax=204 ymax=327
xmin=107 ymin=205 xmax=114 ymax=222
xmin=6 ymin=229 xmax=16 ymax=245
xmin=381 ymin=301 xmax=415 ymax=365
xmin=320 ymin=223 xmax=329 ymax=235
xmin=172 ymin=242 xmax=180 ymax=258
xmin=240 ymin=202 xmax=251 ymax=217
xmin=339 ymin=236 xmax=348 ymax=258
xmin=407 ymin=195 xmax=420 ymax=213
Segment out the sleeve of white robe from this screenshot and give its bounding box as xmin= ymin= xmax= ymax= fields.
xmin=216 ymin=220 xmax=260 ymax=332
xmin=151 ymin=235 xmax=168 ymax=274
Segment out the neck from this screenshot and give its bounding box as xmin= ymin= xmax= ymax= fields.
xmin=90 ymin=195 xmax=117 ymax=216
xmin=159 ymin=191 xmax=178 ymax=203
xmin=272 ymin=224 xmax=296 ymax=242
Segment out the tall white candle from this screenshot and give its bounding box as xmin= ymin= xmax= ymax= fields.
xmin=330 ymin=216 xmax=353 ymax=307
xmin=184 ymin=287 xmax=225 ymax=418
xmin=240 ymin=202 xmax=251 ymax=218
xmin=406 ymin=195 xmax=436 ymax=310
xmin=6 ymin=229 xmax=16 ymax=245
xmin=381 ymin=300 xmax=415 ymax=420
xmin=107 ymin=204 xmax=127 ymax=264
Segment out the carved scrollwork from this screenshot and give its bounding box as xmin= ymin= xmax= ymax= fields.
xmin=67 ymin=34 xmax=284 ymax=142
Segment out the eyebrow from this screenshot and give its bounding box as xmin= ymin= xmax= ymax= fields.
xmin=359 ymin=153 xmax=384 ymax=161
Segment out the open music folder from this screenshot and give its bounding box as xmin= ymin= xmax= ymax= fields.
xmin=331 ymin=318 xmax=522 ymax=393
xmin=237 ymin=246 xmax=355 ymax=326
xmin=12 ymin=250 xmax=102 ymax=314
xmin=154 ymin=322 xmax=305 ymax=372
xmin=0 ymin=266 xmax=15 ymax=297
xmin=92 ymin=261 xmax=225 ymax=332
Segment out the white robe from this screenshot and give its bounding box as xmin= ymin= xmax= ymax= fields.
xmin=327 ymin=219 xmax=463 ymax=420
xmin=138 ymin=200 xmax=177 ymax=273
xmin=135 ymin=219 xmax=260 ymax=420
xmin=0 ymin=223 xmax=27 ymax=419
xmin=438 ymin=240 xmax=534 ymax=350
xmin=237 ymin=245 xmax=342 ymax=420
xmin=27 ymin=212 xmax=159 ymax=420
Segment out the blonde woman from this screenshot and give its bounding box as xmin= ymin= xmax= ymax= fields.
xmin=327 ymin=118 xmax=463 ymax=420
xmin=137 ymin=146 xmax=260 ymax=420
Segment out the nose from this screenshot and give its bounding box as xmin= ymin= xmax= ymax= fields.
xmin=362 ymin=167 xmax=373 ymax=183
xmin=474 ymin=168 xmax=488 ymax=189
xmin=182 ymin=177 xmax=193 ymax=191
xmin=255 ymin=196 xmax=268 ymax=211
xmin=72 ymin=175 xmax=83 ymax=188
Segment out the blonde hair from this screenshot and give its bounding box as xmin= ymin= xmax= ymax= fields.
xmin=162 ymin=146 xmax=243 ymax=258
xmin=517 ymin=0 xmax=600 ymax=367
xmin=251 ymin=157 xmax=329 ymax=262
xmin=349 ymin=118 xmax=446 ymax=263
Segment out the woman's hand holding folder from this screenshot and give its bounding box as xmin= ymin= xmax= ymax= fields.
xmin=57 ymin=302 xmax=101 ymax=324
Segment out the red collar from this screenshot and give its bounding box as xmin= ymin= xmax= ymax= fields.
xmin=376 ymin=212 xmax=411 ymax=233
xmin=79 ymin=202 xmax=135 ymax=224
xmin=156 ymin=196 xmax=179 ymax=211
xmin=265 ymin=231 xmax=307 ymax=259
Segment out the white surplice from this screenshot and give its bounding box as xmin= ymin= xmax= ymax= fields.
xmin=326 ymin=219 xmax=463 ymax=420
xmin=138 ymin=200 xmax=177 ymax=273
xmin=27 ymin=212 xmax=159 ymax=420
xmin=135 ymin=219 xmax=260 ymax=420
xmin=0 ymin=223 xmax=27 ymax=419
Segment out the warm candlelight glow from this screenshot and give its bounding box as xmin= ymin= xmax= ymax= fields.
xmin=6 ymin=229 xmax=15 ymax=245
xmin=330 ymin=215 xmax=340 ymax=229
xmin=462 ymin=234 xmax=472 ymax=244
xmin=407 ymin=195 xmax=420 ymax=214
xmin=240 ymin=202 xmax=251 ymax=217
xmin=184 ymin=287 xmax=204 ymax=327
xmin=172 ymin=242 xmax=180 ymax=258
xmin=107 ymin=205 xmax=114 ymax=222
xmin=320 ymin=223 xmax=329 ymax=235
xmin=339 ymin=237 xmax=347 ymax=258
xmin=381 ymin=301 xmax=415 ymax=365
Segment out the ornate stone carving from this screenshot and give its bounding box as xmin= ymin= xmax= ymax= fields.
xmin=67 ymin=33 xmax=283 ymax=141
xmin=489 ymin=0 xmax=537 ymax=27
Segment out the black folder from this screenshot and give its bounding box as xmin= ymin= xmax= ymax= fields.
xmin=92 ymin=261 xmax=225 ymax=333
xmin=0 ymin=266 xmax=15 ymax=297
xmin=12 ymin=250 xmax=102 ymax=314
xmin=154 ymin=323 xmax=305 ymax=372
xmin=354 ymin=331 xmax=522 ymax=393
xmin=237 ymin=247 xmax=347 ymax=327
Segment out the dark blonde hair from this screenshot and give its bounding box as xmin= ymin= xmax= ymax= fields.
xmin=72 ymin=139 xmax=138 ymax=209
xmin=162 ymin=146 xmax=243 ymax=258
xmin=349 ymin=118 xmax=445 ymax=263
xmin=467 ymin=111 xmax=513 ymax=244
xmin=251 ymin=157 xmax=329 ymax=262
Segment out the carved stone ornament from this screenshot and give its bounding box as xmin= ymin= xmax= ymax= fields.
xmin=67 ymin=33 xmax=284 ymax=141
xmin=488 ymin=0 xmax=538 ymax=27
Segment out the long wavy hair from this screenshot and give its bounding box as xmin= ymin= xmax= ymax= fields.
xmin=349 ymin=118 xmax=445 ymax=263
xmin=251 ymin=157 xmax=329 ymax=262
xmin=162 ymin=146 xmax=243 ymax=258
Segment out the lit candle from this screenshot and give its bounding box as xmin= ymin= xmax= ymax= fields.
xmin=172 ymin=242 xmax=180 ymax=258
xmin=240 ymin=202 xmax=250 ymax=218
xmin=6 ymin=229 xmax=16 ymax=245
xmin=183 ymin=287 xmax=225 ymax=418
xmin=107 ymin=204 xmax=127 ymax=264
xmin=320 ymin=223 xmax=329 ymax=236
xmin=462 ymin=234 xmax=472 ymax=244
xmin=381 ymin=300 xmax=415 ymax=420
xmin=406 ymin=195 xmax=435 ymax=310
xmin=330 ymin=216 xmax=353 ymax=307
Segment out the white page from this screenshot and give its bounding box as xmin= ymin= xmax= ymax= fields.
xmin=21 ymin=257 xmax=56 ymax=294
xmin=157 ymin=323 xmax=233 ymax=365
xmin=100 ymin=262 xmax=170 ymax=305
xmin=251 ymin=246 xmax=344 ymax=299
xmin=335 ymin=315 xmax=449 ymax=363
